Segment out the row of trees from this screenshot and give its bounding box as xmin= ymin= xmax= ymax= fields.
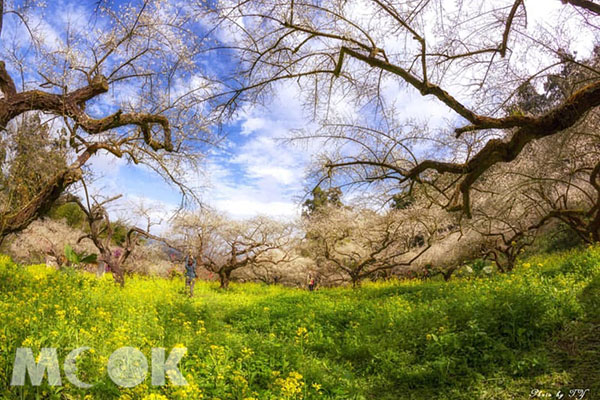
xmin=1 ymin=1 xmax=599 ymax=287
xmin=3 ymin=182 xmax=447 ymax=288
xmin=2 ymin=151 xmax=591 ymax=288
xmin=2 ymin=103 xmax=597 ymax=287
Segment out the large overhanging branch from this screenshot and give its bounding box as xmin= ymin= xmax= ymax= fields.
xmin=0 ymin=61 xmax=173 ymax=152
xmin=562 ymin=0 xmax=600 ymax=16
xmin=0 ymin=56 xmax=177 ymax=238
xmin=435 ymin=81 xmax=600 ymax=216
xmin=276 ymin=7 xmax=599 ymax=216
xmin=281 ymin=13 xmax=536 ymax=136
xmin=325 ymin=76 xmax=600 ymax=216
xmin=333 ymin=46 xmax=538 ymax=135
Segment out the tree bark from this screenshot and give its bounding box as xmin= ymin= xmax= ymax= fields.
xmin=499 ymin=250 xmax=517 ymax=272
xmin=0 ymin=166 xmax=82 ymax=239
xmin=442 ymin=267 xmax=457 ymax=281
xmin=219 ymin=270 xmax=230 ymax=289
xmin=0 ymin=1 xmax=4 ymax=38
xmin=0 ymin=59 xmax=173 ymax=240
xmin=107 ymin=256 xmax=125 ymax=287
xmin=561 ymin=0 xmax=600 ymax=16
xmin=111 ymin=265 xmax=125 ymax=287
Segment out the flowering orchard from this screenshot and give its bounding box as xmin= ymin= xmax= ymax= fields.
xmin=0 ymin=246 xmax=599 ymax=399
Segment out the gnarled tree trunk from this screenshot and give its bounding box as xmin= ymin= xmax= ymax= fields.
xmin=0 ymin=148 xmax=96 ymax=240
xmin=218 ymin=270 xmax=231 ymax=289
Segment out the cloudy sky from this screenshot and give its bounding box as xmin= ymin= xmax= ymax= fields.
xmin=2 ymin=0 xmax=593 ymax=231
xmin=84 ymin=79 xmax=314 ymax=224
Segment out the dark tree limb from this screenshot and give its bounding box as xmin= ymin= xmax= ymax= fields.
xmin=0 ymin=63 xmax=173 ymax=151
xmin=500 ymin=0 xmax=523 ymax=57
xmin=562 ymin=0 xmax=600 ymax=16
xmin=333 ymin=46 xmax=540 ymax=137
xmin=0 ymin=0 xmax=3 ymax=38
xmin=326 ymin=78 xmax=600 ymax=216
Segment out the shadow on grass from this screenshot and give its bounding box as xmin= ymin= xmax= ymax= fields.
xmin=547 ymin=275 xmax=600 ymax=394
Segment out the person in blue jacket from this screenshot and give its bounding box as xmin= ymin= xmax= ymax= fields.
xmin=184 ymin=254 xmax=197 ymax=297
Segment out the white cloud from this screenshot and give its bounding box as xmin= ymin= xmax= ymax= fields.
xmin=241 ymin=117 xmax=267 ymax=136
xmin=197 ymin=80 xmax=317 ymax=219
xmin=204 ymin=157 xmax=300 ymax=219
xmin=213 ymin=199 xmax=297 ymax=219
xmin=117 ymin=195 xmax=179 ymax=235
xmin=246 ymin=165 xmax=295 ymax=185
xmin=28 ymin=12 xmax=63 ymax=52
xmin=87 ymin=150 xmax=127 ymax=177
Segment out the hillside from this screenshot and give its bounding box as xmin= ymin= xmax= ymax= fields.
xmin=0 ymin=246 xmax=598 ymax=399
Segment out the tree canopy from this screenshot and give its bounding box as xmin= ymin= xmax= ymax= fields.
xmin=212 ymin=0 xmax=600 ymax=217
xmin=0 ymin=0 xmax=220 ymax=238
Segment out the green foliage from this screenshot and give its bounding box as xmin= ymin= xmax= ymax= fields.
xmin=0 ymin=246 xmax=598 ymax=399
xmin=64 ymin=244 xmax=97 ymax=267
xmin=48 ymin=202 xmax=87 ymax=229
xmin=302 ymin=186 xmax=343 ymax=218
xmin=0 ymin=114 xmax=68 ymax=212
xmin=110 ymin=221 xmax=129 ymax=247
xmin=469 ymin=258 xmax=489 ymax=275
xmin=389 ymin=193 xmax=415 ymax=210
xmin=532 ymin=223 xmax=584 ymax=254
xmin=580 ymin=274 xmax=600 ymax=321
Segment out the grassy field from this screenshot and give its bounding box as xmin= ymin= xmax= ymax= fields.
xmin=0 ymin=246 xmax=599 ymax=400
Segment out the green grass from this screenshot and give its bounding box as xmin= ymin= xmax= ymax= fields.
xmin=0 ymin=245 xmax=599 ymax=399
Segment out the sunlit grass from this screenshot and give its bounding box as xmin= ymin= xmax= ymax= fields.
xmin=0 ymin=246 xmax=598 ymax=399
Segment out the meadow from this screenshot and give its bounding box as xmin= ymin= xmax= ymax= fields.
xmin=0 ymin=246 xmax=599 ymax=400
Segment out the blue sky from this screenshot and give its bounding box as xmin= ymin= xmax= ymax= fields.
xmin=85 ymin=78 xmax=314 ymax=224
xmin=3 ymin=0 xmax=594 ymax=231
xmin=1 ymin=0 xmax=314 ymax=226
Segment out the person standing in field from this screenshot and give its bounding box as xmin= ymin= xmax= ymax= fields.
xmin=307 ymin=274 xmax=316 ymax=291
xmin=184 ymin=254 xmax=197 ymax=297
